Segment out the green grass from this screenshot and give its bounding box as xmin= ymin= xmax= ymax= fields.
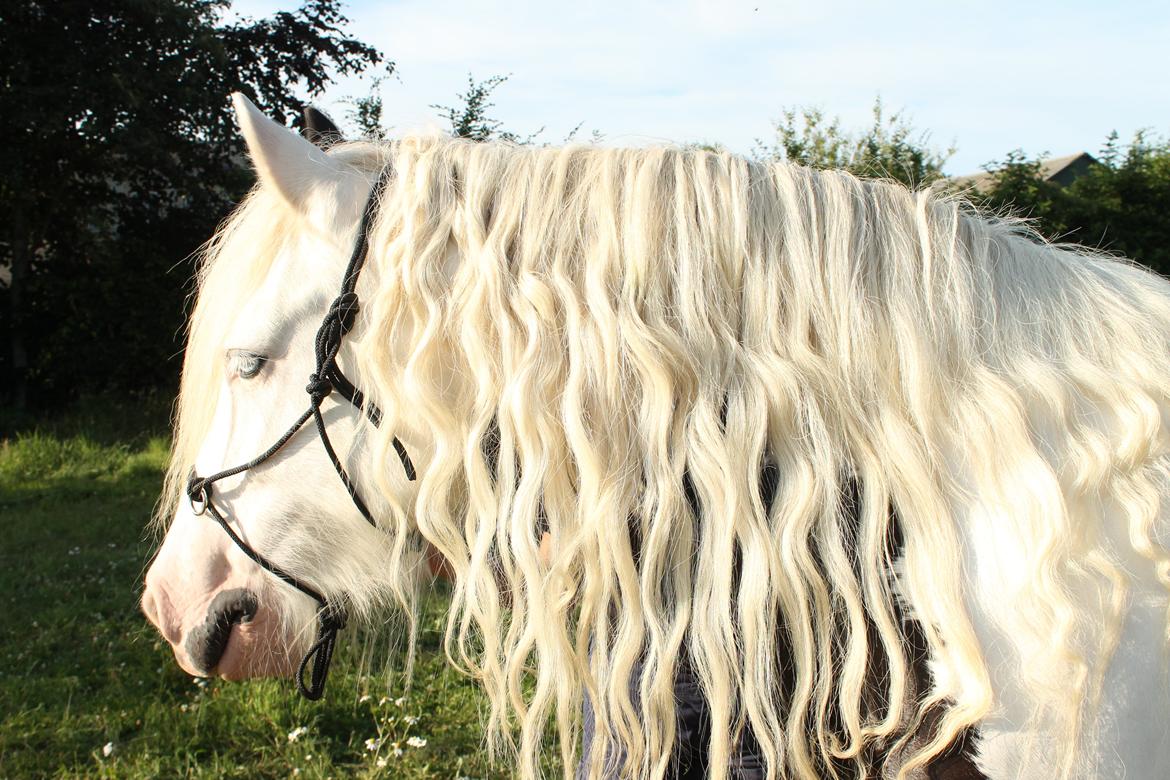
xmin=0 ymin=415 xmax=555 ymax=779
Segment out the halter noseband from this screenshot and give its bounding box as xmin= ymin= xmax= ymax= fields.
xmin=185 ymin=166 xmax=415 ymax=699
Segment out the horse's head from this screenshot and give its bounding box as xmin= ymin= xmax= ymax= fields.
xmin=142 ymin=95 xmax=426 ymax=683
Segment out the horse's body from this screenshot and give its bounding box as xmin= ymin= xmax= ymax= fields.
xmin=142 ymin=94 xmax=1170 ymax=779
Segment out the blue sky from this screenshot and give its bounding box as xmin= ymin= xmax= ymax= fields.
xmin=233 ymin=0 xmax=1169 ymax=175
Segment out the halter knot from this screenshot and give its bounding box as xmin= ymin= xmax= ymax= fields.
xmin=318 ymin=599 xmax=348 ymax=632
xmin=305 ymin=373 xmax=333 ymax=401
xmin=295 ymin=599 xmax=349 ymax=700
xmin=328 ymin=292 xmax=361 ymax=335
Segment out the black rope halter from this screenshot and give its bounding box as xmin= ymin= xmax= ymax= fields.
xmin=185 ymin=166 xmax=415 ymax=700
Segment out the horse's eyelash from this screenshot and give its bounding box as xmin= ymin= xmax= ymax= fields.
xmin=227 ymin=349 xmax=268 ymax=378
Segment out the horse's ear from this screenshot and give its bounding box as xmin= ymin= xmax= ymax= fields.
xmin=301 ymin=106 xmax=344 ymax=147
xmin=231 ymin=92 xmax=346 ymax=208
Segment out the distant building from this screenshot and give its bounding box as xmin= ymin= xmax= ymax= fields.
xmin=953 ymin=152 xmax=1098 ymax=191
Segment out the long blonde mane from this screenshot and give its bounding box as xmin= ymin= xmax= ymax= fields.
xmin=167 ymin=136 xmax=1170 ymax=779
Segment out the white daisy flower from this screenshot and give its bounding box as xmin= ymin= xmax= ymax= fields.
xmin=406 ymin=736 xmax=427 ymax=748
xmin=287 ymin=726 xmax=309 ymax=742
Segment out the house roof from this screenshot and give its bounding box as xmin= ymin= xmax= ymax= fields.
xmin=951 ymin=151 xmax=1097 ymax=191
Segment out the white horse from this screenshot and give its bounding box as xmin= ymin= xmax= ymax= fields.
xmin=143 ymin=93 xmax=1170 ymax=779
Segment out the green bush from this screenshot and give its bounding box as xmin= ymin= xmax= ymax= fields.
xmin=977 ymin=131 xmax=1170 ymax=276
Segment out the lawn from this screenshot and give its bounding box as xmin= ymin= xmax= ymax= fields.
xmin=0 ymin=402 xmax=551 ymax=779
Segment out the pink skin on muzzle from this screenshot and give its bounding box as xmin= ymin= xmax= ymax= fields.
xmin=142 ymin=505 xmax=300 ymax=680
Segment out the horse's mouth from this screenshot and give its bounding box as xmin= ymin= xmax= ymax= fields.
xmin=185 ymin=588 xmax=258 ymax=676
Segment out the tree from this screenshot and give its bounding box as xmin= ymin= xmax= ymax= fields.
xmin=430 ymin=74 xmax=541 ymax=144
xmin=0 ymin=0 xmax=386 ymax=409
xmin=975 ymin=149 xmax=1071 ymax=233
xmin=978 ymin=131 xmax=1170 ymax=276
xmin=344 ymin=72 xmax=542 ymax=145
xmin=755 ymin=98 xmax=954 ymax=188
xmin=345 ymin=75 xmax=392 ymax=140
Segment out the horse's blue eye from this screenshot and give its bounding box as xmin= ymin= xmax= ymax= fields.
xmin=233 ymin=351 xmax=267 ymax=379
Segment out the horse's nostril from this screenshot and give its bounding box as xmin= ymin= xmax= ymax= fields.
xmin=185 ymin=588 xmax=259 ymax=675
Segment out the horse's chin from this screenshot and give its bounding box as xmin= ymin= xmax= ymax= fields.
xmin=214 ymin=622 xmax=299 ymax=681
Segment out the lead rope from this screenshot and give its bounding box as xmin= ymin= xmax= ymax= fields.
xmin=185 ymin=165 xmax=415 ymax=699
